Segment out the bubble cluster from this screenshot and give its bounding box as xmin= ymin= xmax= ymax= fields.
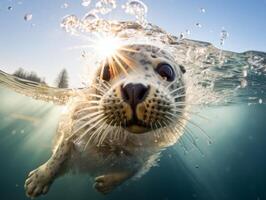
xmin=122 ymin=0 xmax=148 ymax=26
xmin=61 ymin=15 xmax=80 ymax=33
xmin=220 ymin=29 xmax=229 ymax=45
xmin=95 ymin=0 xmax=116 ymax=15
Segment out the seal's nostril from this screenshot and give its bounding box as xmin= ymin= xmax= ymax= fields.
xmin=121 ymin=83 xmax=149 ymax=106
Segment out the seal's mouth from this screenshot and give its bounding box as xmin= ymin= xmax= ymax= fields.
xmin=125 ymin=124 xmax=149 ymax=134
xmin=123 ymin=111 xmax=151 ymax=134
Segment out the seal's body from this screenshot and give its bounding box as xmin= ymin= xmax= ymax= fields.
xmin=24 ymin=44 xmax=187 ymax=197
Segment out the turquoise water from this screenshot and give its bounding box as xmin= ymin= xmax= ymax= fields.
xmin=1 ymin=86 xmax=266 ymax=200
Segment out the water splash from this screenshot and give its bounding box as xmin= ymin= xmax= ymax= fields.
xmin=122 ymin=0 xmax=148 ymax=26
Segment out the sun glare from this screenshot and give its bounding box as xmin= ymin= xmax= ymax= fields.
xmin=94 ymin=35 xmax=122 ymax=59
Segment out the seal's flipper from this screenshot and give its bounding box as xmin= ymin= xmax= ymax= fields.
xmin=0 ymin=70 xmax=75 ymax=105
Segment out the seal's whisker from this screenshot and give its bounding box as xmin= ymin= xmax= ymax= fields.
xmin=75 ymin=106 xmax=104 ymax=115
xmin=96 ymin=78 xmax=111 ymax=88
xmin=173 ymin=94 xmax=186 ymax=99
xmin=172 ymin=108 xmax=209 ymax=121
xmin=171 ymin=112 xmax=211 ymax=143
xmin=74 ymin=110 xmax=104 ymax=124
xmin=90 ymin=83 xmax=108 ymax=95
xmin=160 ymin=120 xmax=173 ymax=143
xmin=169 ymin=86 xmax=186 ymax=94
xmin=82 ymin=100 xmax=102 ymax=105
xmin=114 ymin=122 xmax=122 ymax=141
xmin=68 ymin=113 xmax=105 ymax=140
xmin=111 ymin=124 xmax=120 ymax=142
xmin=78 ymin=116 xmax=109 ymax=142
xmin=166 ymin=80 xmax=177 ymax=89
xmin=177 ymin=114 xmax=210 ymax=141
xmin=84 ymin=94 xmax=104 ymax=99
xmin=114 ymin=124 xmax=122 ymax=141
xmin=174 ymin=120 xmax=204 ymax=155
xmin=74 ymin=114 xmax=106 ymax=135
xmin=165 ymin=122 xmax=189 ymax=153
xmin=172 ymin=102 xmax=198 ymax=106
xmin=98 ymin=121 xmax=113 ymax=145
xmin=84 ymin=122 xmax=108 ymax=150
xmin=150 ymin=122 xmax=158 ymax=141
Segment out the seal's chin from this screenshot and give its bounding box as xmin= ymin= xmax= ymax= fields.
xmin=125 ymin=125 xmax=150 ymax=134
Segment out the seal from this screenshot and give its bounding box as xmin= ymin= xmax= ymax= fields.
xmin=21 ymin=44 xmax=187 ymax=197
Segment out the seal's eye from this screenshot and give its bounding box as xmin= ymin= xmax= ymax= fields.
xmin=156 ymin=63 xmax=175 ymax=81
xmin=101 ymin=64 xmax=111 ymax=81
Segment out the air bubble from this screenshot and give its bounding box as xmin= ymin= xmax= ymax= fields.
xmin=195 ymin=23 xmax=202 ymax=28
xmin=242 ymin=70 xmax=248 ymax=77
xmin=81 ymin=0 xmax=91 ymax=7
xmin=61 ymin=3 xmax=69 ymax=9
xmin=8 ymin=6 xmax=13 ymax=11
xmin=24 ymin=13 xmax=33 ymax=21
xmin=259 ymin=99 xmax=263 ymax=104
xmin=200 ymin=8 xmax=206 ymax=13
xmin=82 ymin=11 xmax=99 ymax=26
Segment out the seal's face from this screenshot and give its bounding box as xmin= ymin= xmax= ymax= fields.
xmin=95 ymin=44 xmax=186 ymax=134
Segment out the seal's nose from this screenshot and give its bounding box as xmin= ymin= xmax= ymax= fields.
xmin=121 ymin=83 xmax=149 ymax=107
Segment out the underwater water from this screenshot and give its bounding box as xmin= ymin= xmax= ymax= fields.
xmin=1 ymin=0 xmax=266 ymax=200
xmin=1 ymin=86 xmax=266 ymax=200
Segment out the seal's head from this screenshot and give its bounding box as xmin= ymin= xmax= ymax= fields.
xmin=92 ymin=44 xmax=186 ymax=135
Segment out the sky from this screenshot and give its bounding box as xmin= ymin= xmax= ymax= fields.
xmin=0 ymin=0 xmax=266 ymax=87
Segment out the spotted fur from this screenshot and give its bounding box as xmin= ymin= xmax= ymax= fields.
xmin=24 ymin=44 xmax=187 ymax=198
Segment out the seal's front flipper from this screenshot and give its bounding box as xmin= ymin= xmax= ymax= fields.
xmin=24 ymin=164 xmax=53 ymax=198
xmin=24 ymin=138 xmax=72 ymax=198
xmin=94 ymin=171 xmax=134 ymax=194
xmin=0 ymin=69 xmax=75 ymax=105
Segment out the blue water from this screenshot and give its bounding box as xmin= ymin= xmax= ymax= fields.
xmin=1 ymin=87 xmax=266 ymax=200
